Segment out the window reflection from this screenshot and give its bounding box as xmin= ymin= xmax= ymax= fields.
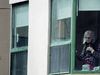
xmin=16 ymin=26 xmax=28 ymax=47
xmin=51 ymin=0 xmax=71 ymax=45
xmin=51 ymin=18 xmax=71 ymax=44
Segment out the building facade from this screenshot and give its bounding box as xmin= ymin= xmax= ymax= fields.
xmin=3 ymin=0 xmax=100 ymax=75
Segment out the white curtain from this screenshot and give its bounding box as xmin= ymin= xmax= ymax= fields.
xmin=57 ymin=0 xmax=72 ymax=20
xmin=79 ymin=0 xmax=100 ymax=11
xmin=13 ymin=3 xmax=29 ymax=27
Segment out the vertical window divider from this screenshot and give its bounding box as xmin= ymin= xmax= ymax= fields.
xmin=10 ymin=5 xmax=12 ymax=75
xmin=71 ymin=0 xmax=76 ymax=74
xmin=58 ymin=46 xmax=60 ymax=73
xmin=69 ymin=43 xmax=71 ymax=73
xmin=14 ymin=27 xmax=16 ymax=48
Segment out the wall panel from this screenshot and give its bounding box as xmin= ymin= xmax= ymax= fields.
xmin=0 ymin=0 xmax=10 ymax=8
xmin=0 ymin=9 xmax=10 ymax=75
xmin=28 ymin=0 xmax=49 ymax=75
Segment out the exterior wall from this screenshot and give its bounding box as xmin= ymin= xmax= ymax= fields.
xmin=28 ymin=0 xmax=50 ymax=75
xmin=0 ymin=0 xmax=10 ymax=75
xmin=28 ymin=0 xmax=100 ymax=75
xmin=9 ymin=0 xmax=28 ymax=4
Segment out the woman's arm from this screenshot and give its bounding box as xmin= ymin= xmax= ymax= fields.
xmin=92 ymin=44 xmax=100 ymax=59
xmin=76 ymin=45 xmax=86 ymax=60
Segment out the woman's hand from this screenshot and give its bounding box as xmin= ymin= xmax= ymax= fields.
xmin=86 ymin=46 xmax=94 ymax=52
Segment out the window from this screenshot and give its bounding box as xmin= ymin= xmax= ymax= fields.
xmin=49 ymin=0 xmax=72 ymax=74
xmin=49 ymin=0 xmax=100 ymax=74
xmin=10 ymin=2 xmax=29 ymax=75
xmin=73 ymin=0 xmax=100 ymax=73
xmin=12 ymin=2 xmax=28 ymax=48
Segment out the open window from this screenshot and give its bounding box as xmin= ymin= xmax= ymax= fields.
xmin=74 ymin=0 xmax=100 ymax=73
xmin=49 ymin=0 xmax=100 ymax=74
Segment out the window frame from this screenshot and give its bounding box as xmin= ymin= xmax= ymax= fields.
xmin=10 ymin=2 xmax=29 ymax=75
xmin=49 ymin=0 xmax=100 ymax=74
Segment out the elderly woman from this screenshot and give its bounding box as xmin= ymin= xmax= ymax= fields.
xmin=76 ymin=30 xmax=100 ymax=70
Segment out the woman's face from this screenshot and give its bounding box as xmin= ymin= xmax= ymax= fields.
xmin=85 ymin=33 xmax=93 ymax=43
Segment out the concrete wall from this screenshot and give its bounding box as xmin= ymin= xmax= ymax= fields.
xmin=0 ymin=0 xmax=10 ymax=75
xmin=9 ymin=0 xmax=28 ymax=4
xmin=28 ymin=0 xmax=50 ymax=75
xmin=28 ymin=0 xmax=100 ymax=75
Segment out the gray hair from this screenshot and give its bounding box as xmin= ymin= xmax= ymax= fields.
xmin=83 ymin=30 xmax=95 ymax=44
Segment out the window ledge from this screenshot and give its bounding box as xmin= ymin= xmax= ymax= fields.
xmin=11 ymin=46 xmax=28 ymax=53
xmin=49 ymin=72 xmax=69 ymax=75
xmin=73 ymin=70 xmax=100 ymax=74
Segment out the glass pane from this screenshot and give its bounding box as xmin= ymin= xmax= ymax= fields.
xmin=59 ymin=44 xmax=70 ymax=72
xmin=75 ymin=0 xmax=100 ymax=71
xmin=49 ymin=44 xmax=70 ymax=73
xmin=14 ymin=2 xmax=29 ymax=27
xmin=10 ymin=51 xmax=28 ymax=75
xmin=51 ymin=0 xmax=71 ymax=45
xmin=16 ymin=26 xmax=28 ymax=47
xmin=12 ymin=2 xmax=29 ymax=48
xmin=49 ymin=46 xmax=60 ymax=73
xmin=12 ymin=23 xmax=15 ymax=48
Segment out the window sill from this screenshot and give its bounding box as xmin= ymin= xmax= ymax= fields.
xmin=73 ymin=70 xmax=100 ymax=74
xmin=49 ymin=71 xmax=100 ymax=75
xmin=11 ymin=46 xmax=28 ymax=53
xmin=49 ymin=72 xmax=69 ymax=75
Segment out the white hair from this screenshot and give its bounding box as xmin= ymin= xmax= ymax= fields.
xmin=83 ymin=30 xmax=95 ymax=44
